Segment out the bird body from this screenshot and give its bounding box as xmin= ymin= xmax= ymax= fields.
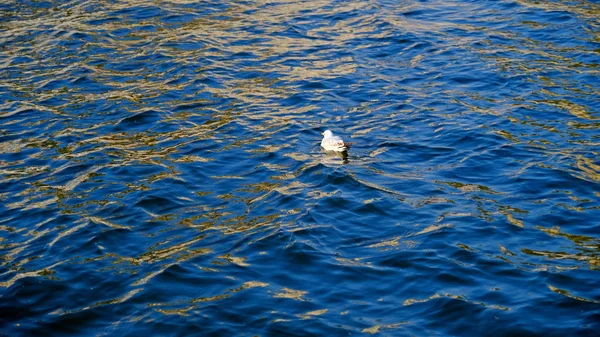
xmin=321 ymin=130 xmax=350 ymax=152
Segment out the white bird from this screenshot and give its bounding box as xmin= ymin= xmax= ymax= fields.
xmin=321 ymin=130 xmax=351 ymax=152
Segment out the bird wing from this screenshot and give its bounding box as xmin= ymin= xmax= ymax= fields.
xmin=322 ymin=136 xmax=347 ymax=151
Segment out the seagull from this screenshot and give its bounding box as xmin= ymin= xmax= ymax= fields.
xmin=321 ymin=130 xmax=351 ymax=152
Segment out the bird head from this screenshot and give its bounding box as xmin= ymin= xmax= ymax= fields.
xmin=322 ymin=130 xmax=333 ymax=138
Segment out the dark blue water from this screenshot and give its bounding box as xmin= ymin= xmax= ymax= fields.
xmin=1 ymin=0 xmax=599 ymax=336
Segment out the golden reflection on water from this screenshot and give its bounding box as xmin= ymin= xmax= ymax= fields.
xmin=0 ymin=261 xmax=62 ymax=288
xmin=362 ymin=321 xmax=408 ymax=334
xmin=48 ymin=288 xmax=144 ymax=317
xmin=520 ymin=225 xmax=600 ymax=271
xmin=548 ymin=284 xmax=600 ymax=304
xmin=576 ymin=155 xmax=600 ymax=183
xmin=296 ymin=308 xmax=328 ymax=320
xmin=273 ymin=287 xmax=308 ymax=301
xmin=515 ymin=0 xmax=600 ymax=19
xmin=148 ymin=281 xmax=270 ymax=317
xmin=403 ymin=292 xmax=510 ymax=311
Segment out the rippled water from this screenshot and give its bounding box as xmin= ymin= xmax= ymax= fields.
xmin=1 ymin=0 xmax=599 ymax=335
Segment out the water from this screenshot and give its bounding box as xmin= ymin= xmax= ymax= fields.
xmin=1 ymin=0 xmax=599 ymax=335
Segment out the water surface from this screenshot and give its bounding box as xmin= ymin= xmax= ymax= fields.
xmin=1 ymin=0 xmax=599 ymax=336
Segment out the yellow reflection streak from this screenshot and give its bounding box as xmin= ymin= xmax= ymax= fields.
xmin=403 ymin=293 xmax=509 ymax=311
xmin=362 ymin=321 xmax=409 ymax=334
xmin=273 ymin=287 xmax=308 ymax=301
xmin=50 ymin=288 xmax=143 ymax=316
xmin=0 ymin=261 xmax=62 ymax=288
xmin=548 ymin=284 xmax=600 ymax=304
xmin=296 ymin=308 xmax=327 ymax=320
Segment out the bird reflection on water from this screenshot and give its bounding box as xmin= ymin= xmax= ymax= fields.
xmin=322 ymin=148 xmax=350 ymax=164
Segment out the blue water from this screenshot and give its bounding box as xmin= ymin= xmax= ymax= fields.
xmin=1 ymin=0 xmax=599 ymax=336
